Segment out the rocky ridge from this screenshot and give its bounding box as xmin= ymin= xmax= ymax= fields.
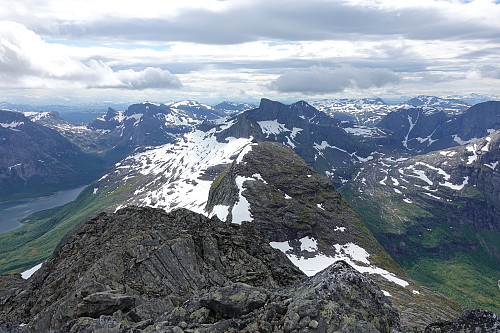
xmin=0 ymin=207 xmax=401 ymax=332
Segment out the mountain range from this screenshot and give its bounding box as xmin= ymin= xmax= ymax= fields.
xmin=1 ymin=96 xmax=500 ymax=331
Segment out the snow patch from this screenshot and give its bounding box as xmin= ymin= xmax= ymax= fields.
xmin=453 ymin=135 xmax=478 ymax=145
xmin=236 ymin=144 xmax=255 ymax=164
xmin=0 ymin=121 xmax=24 ymax=129
xmin=258 ymin=120 xmax=288 ymax=136
xmin=21 ymin=263 xmax=43 ymax=279
xmin=210 ymin=205 xmax=230 ymax=222
xmin=231 ymin=176 xmax=253 ymax=224
xmin=271 ymin=238 xmax=408 ymax=286
xmin=440 ymin=176 xmax=468 ymax=191
xmin=485 ymin=161 xmax=499 ymax=170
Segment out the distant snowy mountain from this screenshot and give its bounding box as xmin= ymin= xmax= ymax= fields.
xmin=310 ymin=98 xmax=400 ymax=126
xmin=403 ymin=95 xmax=470 ymax=115
xmin=377 ymin=101 xmax=500 ymax=153
xmin=164 ymin=100 xmax=225 ymax=120
xmin=445 ymin=93 xmax=499 ymax=105
xmin=213 ymin=101 xmax=256 ymax=115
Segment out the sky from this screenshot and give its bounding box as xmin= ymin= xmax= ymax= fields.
xmin=1 ymin=0 xmax=500 ymax=105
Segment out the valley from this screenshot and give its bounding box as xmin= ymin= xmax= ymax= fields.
xmin=0 ymin=185 xmax=86 ymax=234
xmin=1 ymin=96 xmax=499 ymax=331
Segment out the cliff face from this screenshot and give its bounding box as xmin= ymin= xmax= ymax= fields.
xmin=0 ymin=207 xmax=401 ymax=333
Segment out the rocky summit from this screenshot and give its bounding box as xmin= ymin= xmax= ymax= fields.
xmin=0 ymin=207 xmax=402 ymax=332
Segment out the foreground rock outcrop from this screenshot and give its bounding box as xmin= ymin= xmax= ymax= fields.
xmin=0 ymin=207 xmax=400 ymax=332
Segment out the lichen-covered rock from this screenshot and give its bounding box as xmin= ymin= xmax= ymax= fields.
xmin=425 ymin=309 xmax=500 ymax=332
xmin=155 ymin=261 xmax=400 ymax=333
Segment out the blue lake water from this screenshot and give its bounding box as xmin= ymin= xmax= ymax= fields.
xmin=0 ymin=185 xmax=87 ymax=234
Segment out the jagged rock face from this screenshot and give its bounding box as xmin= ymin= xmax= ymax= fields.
xmin=0 ymin=110 xmax=104 ymax=200
xmin=0 ymin=207 xmax=404 ymax=333
xmin=217 ymin=98 xmax=400 ymax=186
xmin=0 ymin=207 xmax=303 ymax=332
xmin=377 ymin=101 xmax=500 ymax=153
xmin=86 ymin=103 xmax=197 ymax=161
xmin=425 ymin=309 xmax=500 ymax=332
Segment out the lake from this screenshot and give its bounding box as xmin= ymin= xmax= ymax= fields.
xmin=0 ymin=185 xmax=87 ymax=234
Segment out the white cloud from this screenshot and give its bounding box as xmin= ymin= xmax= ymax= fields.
xmin=269 ymin=66 xmax=400 ymax=94
xmin=0 ymin=21 xmax=181 ymax=90
xmin=1 ymin=1 xmax=500 ymax=103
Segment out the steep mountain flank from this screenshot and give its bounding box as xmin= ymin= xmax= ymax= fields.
xmin=341 ymin=130 xmax=500 ymax=313
xmin=0 ymin=123 xmax=254 ymax=274
xmin=0 ymin=207 xmax=402 ymax=333
xmin=0 ymin=110 xmax=104 ymax=200
xmin=377 ymin=101 xmax=500 ymax=153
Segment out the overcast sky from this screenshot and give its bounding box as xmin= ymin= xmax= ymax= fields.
xmin=1 ymin=0 xmax=500 ymax=105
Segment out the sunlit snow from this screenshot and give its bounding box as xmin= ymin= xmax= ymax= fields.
xmin=231 ymin=176 xmax=253 ymax=224
xmin=270 ymin=237 xmax=409 ymax=287
xmin=21 ymin=263 xmax=43 ymax=279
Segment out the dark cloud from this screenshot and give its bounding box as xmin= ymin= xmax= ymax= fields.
xmin=35 ymin=0 xmax=500 ymax=44
xmin=478 ymin=65 xmax=500 ymax=79
xmin=269 ymin=66 xmax=400 ymax=94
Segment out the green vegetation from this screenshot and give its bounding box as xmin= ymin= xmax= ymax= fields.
xmin=341 ymin=181 xmax=500 ymax=315
xmin=401 ymin=253 xmax=500 ymax=313
xmin=0 ymin=177 xmax=142 ymax=274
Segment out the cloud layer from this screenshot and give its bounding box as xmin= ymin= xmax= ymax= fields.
xmin=270 ymin=66 xmax=400 ymax=94
xmin=0 ymin=0 xmax=500 ymax=103
xmin=19 ymin=0 xmax=500 ymax=44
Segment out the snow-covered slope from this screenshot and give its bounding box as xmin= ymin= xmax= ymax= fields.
xmin=310 ymin=98 xmax=401 ymax=126
xmin=93 ymin=122 xmax=253 ymax=214
xmin=340 ymin=129 xmax=500 ymax=313
xmin=404 ymin=95 xmax=470 ymax=115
